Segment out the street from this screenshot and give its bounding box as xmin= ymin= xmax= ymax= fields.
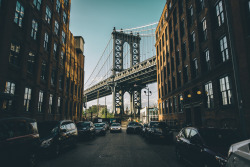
xmin=38 ymin=128 xmax=185 ymax=167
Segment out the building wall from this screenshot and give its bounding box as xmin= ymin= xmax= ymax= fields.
xmin=0 ymin=0 xmax=85 ymax=122
xmin=155 ymin=0 xmax=250 ymax=136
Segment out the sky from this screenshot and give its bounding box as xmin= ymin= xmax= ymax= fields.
xmin=69 ymin=0 xmax=166 ymax=111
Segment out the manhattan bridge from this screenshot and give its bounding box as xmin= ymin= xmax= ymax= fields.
xmin=84 ymin=23 xmax=158 ymax=118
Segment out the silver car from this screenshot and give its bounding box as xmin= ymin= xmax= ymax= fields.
xmin=227 ymin=139 xmax=250 ymax=167
xmin=110 ymin=123 xmax=121 ymax=133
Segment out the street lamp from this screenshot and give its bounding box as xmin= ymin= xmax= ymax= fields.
xmin=144 ymin=87 xmax=152 ymax=123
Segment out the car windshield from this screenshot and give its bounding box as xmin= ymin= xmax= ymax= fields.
xmin=95 ymin=124 xmax=104 ymax=127
xmin=77 ymin=122 xmax=90 ymax=128
xmin=111 ymin=123 xmax=120 ymax=126
xmin=150 ymin=122 xmax=166 ymax=128
xmin=128 ymin=122 xmax=139 ymax=126
xmin=199 ymin=129 xmax=242 ymax=147
xmin=38 ymin=121 xmax=59 ymax=138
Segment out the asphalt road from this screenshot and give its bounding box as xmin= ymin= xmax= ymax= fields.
xmin=38 ymin=128 xmax=185 ymax=167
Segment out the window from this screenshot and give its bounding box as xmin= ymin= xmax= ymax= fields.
xmin=202 ymin=18 xmax=207 ymax=41
xmin=59 ymin=75 xmax=63 ymax=89
xmin=64 ymin=0 xmax=69 ymax=6
xmin=180 ymin=19 xmax=185 ymax=37
xmin=175 ymin=30 xmax=179 ymax=45
xmin=169 ymin=99 xmax=172 ymax=114
xmin=38 ymin=90 xmax=43 ymax=112
xmin=178 ymin=94 xmax=183 ymax=113
xmin=44 ymin=33 xmax=49 ymax=51
xmin=2 ymin=82 xmax=15 ymax=110
xmin=204 ymin=50 xmax=211 ymax=71
xmin=0 ymin=0 xmax=2 ymax=8
xmin=56 ymin=0 xmax=60 ymax=13
xmin=63 ymin=11 xmax=67 ymax=24
xmin=165 ymin=100 xmax=168 ymax=114
xmin=45 ymin=6 xmax=51 ymax=24
xmin=57 ymin=97 xmax=61 ymax=113
xmin=51 ymin=69 xmax=56 ymax=86
xmin=199 ymin=0 xmax=205 ymax=11
xmin=176 ymin=50 xmax=180 ymax=66
xmin=62 ymin=31 xmax=66 ymax=44
xmin=54 ymin=20 xmax=59 ymax=35
xmin=14 ymin=1 xmax=24 ymax=27
xmin=27 ymin=52 xmax=35 ymax=73
xmin=192 ymin=58 xmax=198 ymax=78
xmin=31 ymin=19 xmax=38 ymax=40
xmin=182 ymin=42 xmax=186 ymax=60
xmin=53 ymin=43 xmax=57 ymax=59
xmin=190 ymin=32 xmax=195 ymax=52
xmin=219 ymin=76 xmax=232 ymax=105
xmin=173 ymin=96 xmax=177 ymax=113
xmin=41 ymin=61 xmax=46 ymax=80
xmin=24 ymin=87 xmax=32 ymax=112
xmin=177 ymin=71 xmax=181 ymax=87
xmin=189 ymin=6 xmax=193 ymax=25
xmin=216 ymin=1 xmax=224 ymax=26
xmin=205 ymin=81 xmax=214 ymax=108
xmin=165 ymin=27 xmax=168 ymax=41
xmin=60 ymin=51 xmax=64 ymax=65
xmin=49 ymin=94 xmax=53 ymax=114
xmin=9 ymin=42 xmax=20 ymax=66
xmin=33 ymin=0 xmax=41 ymax=10
xmin=220 ymin=36 xmax=229 ymax=62
xmin=184 ymin=65 xmax=188 ymax=83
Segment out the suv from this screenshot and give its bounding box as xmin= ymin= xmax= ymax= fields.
xmin=145 ymin=121 xmax=172 ymax=141
xmin=0 ymin=117 xmax=40 ymax=167
xmin=126 ymin=122 xmax=142 ymax=134
xmin=76 ymin=121 xmax=96 ymax=139
xmin=38 ymin=120 xmax=78 ymax=157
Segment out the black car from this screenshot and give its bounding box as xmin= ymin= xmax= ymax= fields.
xmin=76 ymin=121 xmax=96 ymax=139
xmin=126 ymin=122 xmax=142 ymax=134
xmin=145 ymin=121 xmax=172 ymax=141
xmin=38 ymin=120 xmax=78 ymax=157
xmin=94 ymin=123 xmax=106 ymax=136
xmin=0 ymin=117 xmax=40 ymax=167
xmin=175 ymin=127 xmax=243 ymax=167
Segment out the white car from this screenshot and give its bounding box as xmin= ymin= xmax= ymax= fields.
xmin=227 ymin=139 xmax=250 ymax=167
xmin=110 ymin=123 xmax=121 ymax=133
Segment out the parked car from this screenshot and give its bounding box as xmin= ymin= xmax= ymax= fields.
xmin=0 ymin=117 xmax=40 ymax=167
xmin=227 ymin=139 xmax=250 ymax=167
xmin=141 ymin=123 xmax=148 ymax=137
xmin=94 ymin=123 xmax=106 ymax=136
xmin=38 ymin=120 xmax=78 ymax=157
xmin=76 ymin=121 xmax=96 ymax=139
xmin=175 ymin=127 xmax=243 ymax=167
xmin=126 ymin=122 xmax=142 ymax=134
xmin=145 ymin=121 xmax=172 ymax=141
xmin=110 ymin=123 xmax=122 ymax=133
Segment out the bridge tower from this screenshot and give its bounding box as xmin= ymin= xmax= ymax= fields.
xmin=111 ymin=28 xmax=142 ymax=117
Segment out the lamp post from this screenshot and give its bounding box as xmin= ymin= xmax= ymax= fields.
xmin=144 ymin=87 xmax=152 ymax=123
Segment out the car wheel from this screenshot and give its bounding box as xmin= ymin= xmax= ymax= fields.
xmin=175 ymin=148 xmax=182 ymax=161
xmin=27 ymin=152 xmax=37 ymax=167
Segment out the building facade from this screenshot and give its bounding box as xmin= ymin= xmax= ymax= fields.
xmin=0 ymin=0 xmax=85 ymax=122
xmin=156 ymin=0 xmax=250 ymax=136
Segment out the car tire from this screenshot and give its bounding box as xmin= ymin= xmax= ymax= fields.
xmin=175 ymin=148 xmax=182 ymax=162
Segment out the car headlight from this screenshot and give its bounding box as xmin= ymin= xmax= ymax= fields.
xmin=215 ymin=156 xmax=227 ymax=166
xmin=228 ymin=146 xmax=233 ymax=157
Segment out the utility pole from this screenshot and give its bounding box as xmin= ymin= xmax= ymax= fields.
xmin=144 ymin=87 xmax=152 ymax=123
xmin=105 ymin=96 xmax=107 ymax=119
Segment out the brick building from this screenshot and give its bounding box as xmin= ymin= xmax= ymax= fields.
xmin=155 ymin=0 xmax=250 ymax=136
xmin=0 ymin=0 xmax=85 ymax=122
